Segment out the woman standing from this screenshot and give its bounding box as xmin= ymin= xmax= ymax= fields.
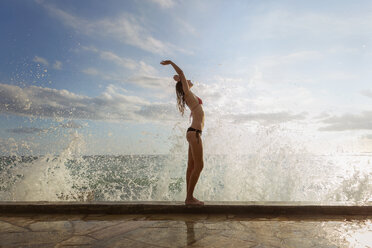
xmin=161 ymin=60 xmax=205 ymax=206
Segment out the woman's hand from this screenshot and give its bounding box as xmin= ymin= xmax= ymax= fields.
xmin=161 ymin=60 xmax=184 ymax=80
xmin=160 ymin=60 xmax=172 ymax=65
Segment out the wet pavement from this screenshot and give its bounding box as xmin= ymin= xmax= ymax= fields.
xmin=0 ymin=213 xmax=371 ymax=247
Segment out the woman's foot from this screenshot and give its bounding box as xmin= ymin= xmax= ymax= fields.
xmin=185 ymin=197 xmax=204 ymax=206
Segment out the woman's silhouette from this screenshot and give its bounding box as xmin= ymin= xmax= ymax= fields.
xmin=161 ymin=60 xmax=205 ymax=206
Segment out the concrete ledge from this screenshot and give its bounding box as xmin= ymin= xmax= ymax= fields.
xmin=1 ymin=201 xmax=371 ymax=215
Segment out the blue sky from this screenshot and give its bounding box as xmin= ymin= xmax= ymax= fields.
xmin=1 ymin=0 xmax=372 ymax=155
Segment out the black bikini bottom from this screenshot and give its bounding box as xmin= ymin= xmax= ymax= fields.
xmin=187 ymin=127 xmax=202 ymax=143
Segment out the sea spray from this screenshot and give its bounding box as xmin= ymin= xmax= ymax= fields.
xmin=152 ymin=122 xmax=188 ymax=201
xmin=0 ymin=123 xmax=371 ymax=202
xmin=0 ymin=131 xmax=86 ymax=201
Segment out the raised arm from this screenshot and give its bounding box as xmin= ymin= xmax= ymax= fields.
xmin=161 ymin=60 xmax=190 ymax=94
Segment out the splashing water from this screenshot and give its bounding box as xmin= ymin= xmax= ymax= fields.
xmin=0 ymin=131 xmax=86 ymax=201
xmin=0 ymin=124 xmax=371 ymax=203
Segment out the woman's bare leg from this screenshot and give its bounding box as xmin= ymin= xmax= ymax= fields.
xmin=185 ymin=132 xmax=204 ymax=205
xmin=186 ymin=144 xmax=194 ymax=195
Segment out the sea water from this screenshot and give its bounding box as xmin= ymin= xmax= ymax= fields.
xmin=0 ymin=129 xmax=371 ymax=203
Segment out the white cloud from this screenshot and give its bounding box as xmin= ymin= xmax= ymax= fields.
xmin=137 ymin=61 xmax=157 ymax=75
xmin=226 ymin=111 xmax=308 ymax=125
xmin=0 ymin=80 xmax=311 ymax=127
xmin=81 ymin=46 xmax=159 ymax=75
xmin=259 ymin=51 xmax=323 ymax=68
xmin=168 ymin=75 xmax=315 ymax=127
xmin=245 ymin=9 xmax=372 ymax=41
xmin=363 ymin=134 xmax=372 ymax=140
xmin=81 ymin=67 xmax=118 ymax=81
xmin=82 ymin=46 xmax=137 ymax=70
xmin=80 ymin=46 xmax=171 ymax=92
xmin=148 ymin=0 xmax=175 ymax=8
xmin=175 ymin=18 xmax=197 ymax=36
xmin=0 ymin=83 xmax=179 ymax=122
xmin=33 ymin=56 xmax=49 ymax=66
xmin=82 ymin=68 xmax=100 ymax=76
xmin=53 ymin=60 xmax=63 ymax=70
xmin=6 ymin=127 xmax=48 ymax=134
xmin=127 ymin=75 xmax=172 ymax=90
xmin=99 ymin=15 xmax=169 ymax=54
xmin=252 ymin=50 xmax=324 ymax=85
xmin=319 ymin=111 xmax=372 ymax=131
xmin=361 ymin=90 xmax=372 ymax=99
xmin=60 ymin=120 xmax=82 ymax=129
xmin=314 ymin=112 xmax=331 ymax=120
xmin=81 ymin=64 xmax=171 ymax=94
xmin=199 ymin=74 xmax=319 ymax=117
xmin=40 ymin=3 xmax=173 ymax=55
xmin=33 ymin=56 xmax=63 ymax=70
xmin=100 ymin=51 xmax=137 ymax=70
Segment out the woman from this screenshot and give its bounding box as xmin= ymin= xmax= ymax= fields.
xmin=161 ymin=60 xmax=205 ymax=206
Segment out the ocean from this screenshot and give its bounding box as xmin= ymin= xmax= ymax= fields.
xmin=1 ymin=152 xmax=371 ymax=203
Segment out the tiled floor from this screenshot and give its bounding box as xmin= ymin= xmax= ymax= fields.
xmin=0 ymin=214 xmax=371 ymax=247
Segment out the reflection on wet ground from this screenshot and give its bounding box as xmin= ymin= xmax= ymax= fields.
xmin=0 ymin=213 xmax=371 ymax=247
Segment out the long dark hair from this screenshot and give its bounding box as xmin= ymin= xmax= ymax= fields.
xmin=175 ymin=81 xmax=186 ymax=116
